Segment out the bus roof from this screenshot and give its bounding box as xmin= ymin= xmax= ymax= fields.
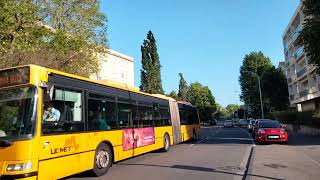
xmin=22 ymin=64 xmax=173 ymax=101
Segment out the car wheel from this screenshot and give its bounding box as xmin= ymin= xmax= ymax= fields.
xmin=93 ymin=143 xmax=113 ymax=177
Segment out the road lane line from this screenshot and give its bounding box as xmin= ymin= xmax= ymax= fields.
xmin=210 ymin=137 xmax=252 ymax=141
xmin=235 ymin=126 xmax=255 ymax=145
xmin=191 ymin=126 xmax=222 ymax=145
xmin=298 ymin=148 xmax=320 ymax=168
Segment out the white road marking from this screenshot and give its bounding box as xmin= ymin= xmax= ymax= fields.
xmin=190 ymin=126 xmax=222 ymax=146
xmin=236 ymin=126 xmax=255 ymax=145
xmin=299 ymin=148 xmax=320 ymax=168
xmin=210 ymin=137 xmax=253 ymax=141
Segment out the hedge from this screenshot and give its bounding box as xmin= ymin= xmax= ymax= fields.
xmin=271 ymin=110 xmax=320 ymax=128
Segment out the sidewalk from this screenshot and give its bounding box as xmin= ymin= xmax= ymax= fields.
xmin=246 ymin=133 xmax=320 ymax=180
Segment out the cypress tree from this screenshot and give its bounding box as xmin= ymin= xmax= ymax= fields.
xmin=178 ymin=73 xmax=188 ymax=101
xmin=140 ymin=31 xmax=164 ymax=94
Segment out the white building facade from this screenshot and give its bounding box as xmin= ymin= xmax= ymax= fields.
xmin=90 ymin=49 xmax=134 ymax=87
xmin=283 ymin=2 xmax=320 ymax=112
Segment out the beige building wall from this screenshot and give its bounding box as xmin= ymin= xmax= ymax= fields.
xmin=90 ymin=49 xmax=134 ymax=87
xmin=283 ymin=2 xmax=320 ymax=112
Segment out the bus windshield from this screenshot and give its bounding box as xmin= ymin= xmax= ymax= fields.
xmin=0 ymin=86 xmax=37 ymax=142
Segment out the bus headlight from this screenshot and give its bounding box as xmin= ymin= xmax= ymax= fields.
xmin=7 ymin=162 xmax=32 ymax=171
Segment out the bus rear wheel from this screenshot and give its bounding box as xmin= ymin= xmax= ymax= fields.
xmin=162 ymin=134 xmax=170 ymax=152
xmin=93 ymin=143 xmax=113 ymax=176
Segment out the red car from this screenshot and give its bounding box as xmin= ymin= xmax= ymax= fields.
xmin=253 ymin=120 xmax=288 ymax=144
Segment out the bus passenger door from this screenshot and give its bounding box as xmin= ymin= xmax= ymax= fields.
xmin=118 ymin=101 xmax=135 ymax=159
xmin=170 ymin=100 xmax=181 ymax=144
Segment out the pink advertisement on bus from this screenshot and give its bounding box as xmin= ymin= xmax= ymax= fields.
xmin=123 ymin=127 xmax=155 ymax=151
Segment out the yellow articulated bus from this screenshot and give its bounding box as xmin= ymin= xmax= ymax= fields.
xmin=0 ymin=65 xmax=200 ymax=180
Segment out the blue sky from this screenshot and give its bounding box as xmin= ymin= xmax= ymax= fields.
xmin=101 ymin=0 xmax=300 ymax=107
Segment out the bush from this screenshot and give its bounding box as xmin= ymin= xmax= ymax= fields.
xmin=271 ymin=110 xmax=320 ymax=128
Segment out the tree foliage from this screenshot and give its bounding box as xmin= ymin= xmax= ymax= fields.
xmin=0 ymin=0 xmax=108 ymax=77
xmin=239 ymin=51 xmax=289 ymax=118
xmin=187 ymin=82 xmax=216 ymax=122
xmin=300 ymin=0 xmax=320 ymax=74
xmin=178 ymin=73 xmax=188 ymax=101
xmin=167 ymin=90 xmax=178 ymax=99
xmin=140 ymin=31 xmax=164 ymax=94
xmin=225 ymin=104 xmax=240 ymax=117
xmin=214 ymin=103 xmax=228 ymax=120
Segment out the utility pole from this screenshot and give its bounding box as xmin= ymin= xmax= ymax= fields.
xmin=243 ymin=71 xmax=264 ymax=120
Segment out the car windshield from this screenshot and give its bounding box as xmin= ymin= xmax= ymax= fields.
xmin=0 ymin=87 xmax=37 ymax=141
xmin=259 ymin=121 xmax=281 ymax=128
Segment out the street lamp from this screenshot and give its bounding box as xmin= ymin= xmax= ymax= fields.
xmin=243 ymin=71 xmax=264 ymax=120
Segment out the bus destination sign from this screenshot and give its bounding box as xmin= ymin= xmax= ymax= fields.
xmin=0 ymin=67 xmax=30 ymax=88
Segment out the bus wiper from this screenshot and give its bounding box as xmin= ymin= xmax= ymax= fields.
xmin=0 ymin=140 xmax=13 ymax=147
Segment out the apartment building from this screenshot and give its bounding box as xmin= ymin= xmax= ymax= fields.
xmin=90 ymin=49 xmax=134 ymax=87
xmin=283 ymin=2 xmax=320 ymax=112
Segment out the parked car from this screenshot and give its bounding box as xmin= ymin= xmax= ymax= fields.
xmin=251 ymin=119 xmax=261 ymax=137
xmin=253 ymin=120 xmax=288 ymax=144
xmin=209 ymin=119 xmax=217 ymax=126
xmin=248 ymin=119 xmax=255 ymax=132
xmin=237 ymin=119 xmax=249 ymax=128
xmin=223 ymin=120 xmax=234 ymax=128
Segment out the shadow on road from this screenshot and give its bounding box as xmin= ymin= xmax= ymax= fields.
xmin=119 ymin=163 xmax=243 ymax=176
xmin=287 ymin=133 xmax=320 ymax=146
xmin=246 ymin=173 xmax=286 ymax=180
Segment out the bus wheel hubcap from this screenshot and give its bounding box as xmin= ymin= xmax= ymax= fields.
xmin=165 ymin=138 xmax=169 ymax=149
xmin=96 ymin=151 xmax=109 ymax=168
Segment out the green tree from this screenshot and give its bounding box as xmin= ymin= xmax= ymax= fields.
xmin=214 ymin=103 xmax=228 ymax=120
xmin=0 ymin=0 xmax=108 ymax=77
xmin=239 ymin=51 xmax=289 ymax=118
xmin=239 ymin=51 xmax=273 ymax=118
xmin=300 ymin=0 xmax=320 ymax=74
xmin=187 ymin=82 xmax=216 ymax=122
xmin=167 ymin=90 xmax=178 ymax=100
xmin=140 ymin=31 xmax=164 ymax=94
xmin=225 ymin=104 xmax=240 ymax=117
xmin=261 ymin=67 xmax=289 ymax=112
xmin=178 ymin=73 xmax=188 ymax=101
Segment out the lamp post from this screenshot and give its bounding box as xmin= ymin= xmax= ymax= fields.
xmin=243 ymin=71 xmax=264 ymax=120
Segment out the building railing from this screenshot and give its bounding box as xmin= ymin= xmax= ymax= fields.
xmin=293 ymin=46 xmax=304 ymax=60
xmin=290 ymin=25 xmax=302 ymax=42
xmin=299 ymin=89 xmax=309 ymax=98
xmin=297 ymin=66 xmax=307 ymax=78
xmin=290 ymin=95 xmax=295 ymax=100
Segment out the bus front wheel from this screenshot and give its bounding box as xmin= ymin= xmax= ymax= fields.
xmin=162 ymin=134 xmax=170 ymax=152
xmin=93 ymin=143 xmax=113 ymax=176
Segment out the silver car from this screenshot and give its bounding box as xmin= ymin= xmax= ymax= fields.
xmin=223 ymin=120 xmax=234 ymax=128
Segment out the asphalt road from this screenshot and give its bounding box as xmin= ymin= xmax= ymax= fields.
xmin=67 ymin=126 xmax=254 ymax=180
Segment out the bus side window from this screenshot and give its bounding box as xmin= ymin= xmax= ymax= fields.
xmin=117 ymin=98 xmax=135 ymax=129
xmin=42 ymin=88 xmax=84 ymax=134
xmin=137 ymin=104 xmax=153 ymax=127
xmin=87 ymin=95 xmax=117 ymax=131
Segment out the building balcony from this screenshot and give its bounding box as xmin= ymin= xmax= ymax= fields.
xmin=309 ymin=86 xmax=319 ymax=94
xmin=293 ymin=46 xmax=304 ymax=60
xmin=299 ymin=89 xmax=309 ymax=98
xmin=297 ymin=66 xmax=307 ymax=78
xmin=290 ymin=95 xmax=295 ymax=100
xmin=290 ymin=25 xmax=302 ymax=42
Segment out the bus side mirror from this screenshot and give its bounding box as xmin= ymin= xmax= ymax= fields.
xmin=39 ymin=82 xmax=54 ymax=101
